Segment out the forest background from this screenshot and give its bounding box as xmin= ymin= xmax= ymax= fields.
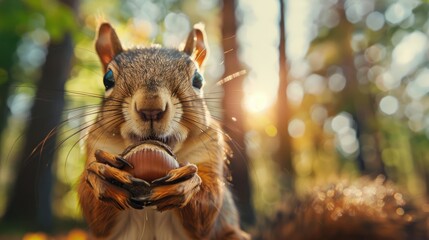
xmin=1 ymin=0 xmax=429 ymax=238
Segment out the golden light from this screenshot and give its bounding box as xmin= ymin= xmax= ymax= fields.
xmin=22 ymin=233 xmax=48 ymax=240
xmin=265 ymin=124 xmax=278 ymax=137
xmin=244 ymin=91 xmax=271 ymax=113
xmin=238 ymin=0 xmax=312 ymax=116
xmin=66 ymin=229 xmax=88 ymax=240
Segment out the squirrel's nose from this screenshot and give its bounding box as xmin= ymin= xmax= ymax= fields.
xmin=137 ymin=107 xmax=166 ymax=121
xmin=133 ymin=91 xmax=167 ymax=122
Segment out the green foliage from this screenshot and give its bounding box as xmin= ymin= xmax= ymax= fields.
xmin=0 ymin=0 xmax=30 ymax=33
xmin=298 ymin=0 xmax=429 ymax=200
xmin=24 ymin=0 xmax=77 ymax=40
xmin=0 ymin=0 xmax=77 ymax=39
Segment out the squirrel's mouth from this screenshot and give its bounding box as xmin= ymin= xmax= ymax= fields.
xmin=128 ymin=132 xmax=181 ymax=150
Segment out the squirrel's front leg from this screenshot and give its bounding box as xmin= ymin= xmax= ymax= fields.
xmin=174 ymin=163 xmax=250 ymax=240
xmin=179 ymin=162 xmax=224 ymax=239
xmin=131 ymin=162 xmax=222 ymax=239
xmin=78 ymin=150 xmax=150 ymax=237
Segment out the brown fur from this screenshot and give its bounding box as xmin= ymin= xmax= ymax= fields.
xmin=77 ymin=23 xmax=248 ymax=239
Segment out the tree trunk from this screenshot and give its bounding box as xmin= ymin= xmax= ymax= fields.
xmin=275 ymin=0 xmax=294 ymax=192
xmin=335 ymin=2 xmax=385 ymax=176
xmin=2 ymin=0 xmax=77 ymax=232
xmin=221 ymin=0 xmax=255 ymax=227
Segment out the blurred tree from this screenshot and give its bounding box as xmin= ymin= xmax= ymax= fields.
xmin=2 ymin=0 xmax=78 ymax=232
xmin=0 ymin=0 xmax=27 ymax=168
xmin=221 ymin=0 xmax=255 ymax=227
xmin=275 ymin=0 xmax=294 ymax=192
xmin=307 ymin=1 xmax=386 ymax=177
xmin=334 ymin=2 xmax=385 ymax=176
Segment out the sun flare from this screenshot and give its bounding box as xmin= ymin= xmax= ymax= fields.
xmin=244 ymin=91 xmax=272 ymax=113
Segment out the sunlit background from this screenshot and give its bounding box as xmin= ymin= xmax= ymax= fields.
xmin=1 ymin=0 xmax=429 ymax=238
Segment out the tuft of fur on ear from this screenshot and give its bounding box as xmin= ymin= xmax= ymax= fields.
xmin=96 ymin=23 xmax=123 ymax=72
xmin=183 ymin=23 xmax=209 ymax=68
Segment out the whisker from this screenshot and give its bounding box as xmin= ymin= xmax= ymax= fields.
xmin=65 ymin=114 xmax=125 ymax=164
xmin=29 ymin=104 xmax=125 ymax=162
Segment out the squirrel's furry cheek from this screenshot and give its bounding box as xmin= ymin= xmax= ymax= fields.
xmin=171 ymin=95 xmax=183 ymax=120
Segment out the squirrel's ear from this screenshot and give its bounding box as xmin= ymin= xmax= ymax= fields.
xmin=96 ymin=23 xmax=123 ymax=72
xmin=183 ymin=24 xmax=208 ymax=68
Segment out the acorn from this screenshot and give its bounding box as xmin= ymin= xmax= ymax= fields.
xmin=121 ymin=140 xmax=179 ymax=182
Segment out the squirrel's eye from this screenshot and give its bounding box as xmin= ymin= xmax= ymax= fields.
xmin=103 ymin=69 xmax=115 ymax=90
xmin=192 ymin=71 xmax=204 ymax=89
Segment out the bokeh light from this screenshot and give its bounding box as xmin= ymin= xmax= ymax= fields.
xmin=379 ymin=95 xmax=399 ymax=115
xmin=288 ymin=118 xmax=306 ymax=138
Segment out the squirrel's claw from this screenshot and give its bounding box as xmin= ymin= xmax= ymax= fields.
xmin=85 ymin=149 xmax=151 ymax=210
xmin=86 ymin=171 xmax=145 ymax=210
xmin=151 ymin=163 xmax=197 ymax=186
xmin=147 ymin=168 xmax=202 ymax=211
xmin=130 ymin=195 xmax=151 ymax=206
xmin=87 ymin=161 xmax=140 ymax=187
xmin=95 ymin=149 xmax=133 ymax=169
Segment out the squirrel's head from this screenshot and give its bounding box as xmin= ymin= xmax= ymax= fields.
xmin=94 ymin=23 xmax=210 ymax=150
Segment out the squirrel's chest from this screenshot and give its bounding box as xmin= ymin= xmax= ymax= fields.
xmin=107 ymin=208 xmax=190 ymax=240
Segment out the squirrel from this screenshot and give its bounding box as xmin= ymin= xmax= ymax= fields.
xmin=77 ymin=23 xmax=249 ymax=240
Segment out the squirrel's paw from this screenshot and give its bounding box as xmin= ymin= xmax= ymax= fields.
xmin=85 ymin=149 xmax=151 ymax=210
xmin=132 ymin=163 xmax=202 ymax=211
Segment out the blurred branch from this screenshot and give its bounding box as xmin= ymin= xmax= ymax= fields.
xmin=275 ymin=0 xmax=294 ymax=192
xmin=221 ymin=0 xmax=255 ymax=227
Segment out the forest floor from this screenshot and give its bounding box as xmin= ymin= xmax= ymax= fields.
xmin=0 ymin=229 xmax=88 ymax=240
